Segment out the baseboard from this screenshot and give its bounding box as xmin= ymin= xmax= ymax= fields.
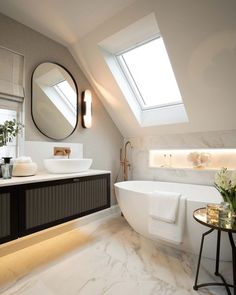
xmin=74 ymin=204 xmax=121 ymax=227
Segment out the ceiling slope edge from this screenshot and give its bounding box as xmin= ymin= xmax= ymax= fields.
xmin=69 ymin=45 xmax=130 ymax=138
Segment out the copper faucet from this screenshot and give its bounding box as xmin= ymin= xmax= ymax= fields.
xmin=120 ymin=141 xmax=133 ymax=181
xmin=54 ymin=147 xmax=71 ymax=158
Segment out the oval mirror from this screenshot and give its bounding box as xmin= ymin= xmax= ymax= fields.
xmin=32 ymin=62 xmax=78 ymax=140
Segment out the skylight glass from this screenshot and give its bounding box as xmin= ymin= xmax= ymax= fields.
xmin=117 ymin=37 xmax=183 ymax=110
xmin=54 ymin=80 xmax=77 ymax=111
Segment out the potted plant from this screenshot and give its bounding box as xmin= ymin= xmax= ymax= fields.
xmin=214 ymin=168 xmax=236 ymax=216
xmin=0 ymin=119 xmax=24 ymax=177
xmin=0 ymin=119 xmax=23 ymax=147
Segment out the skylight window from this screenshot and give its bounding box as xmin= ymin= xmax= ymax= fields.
xmin=53 ymin=80 xmax=77 ymax=113
xmin=116 ymin=37 xmax=183 ymax=110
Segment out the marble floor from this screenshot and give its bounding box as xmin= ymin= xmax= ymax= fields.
xmin=0 ymin=214 xmax=232 ymax=295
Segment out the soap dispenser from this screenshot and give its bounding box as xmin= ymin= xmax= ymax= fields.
xmin=1 ymin=157 xmax=13 ymax=179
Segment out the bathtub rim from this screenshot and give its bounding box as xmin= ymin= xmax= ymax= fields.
xmin=114 ymin=180 xmax=222 ymax=203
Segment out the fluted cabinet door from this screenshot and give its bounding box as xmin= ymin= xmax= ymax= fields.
xmin=0 ymin=192 xmax=10 ymax=239
xmin=20 ymin=174 xmax=110 ymax=236
xmin=0 ymin=188 xmax=18 ymax=244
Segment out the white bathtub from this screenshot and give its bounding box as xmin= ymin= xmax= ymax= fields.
xmin=114 ymin=180 xmax=231 ymax=261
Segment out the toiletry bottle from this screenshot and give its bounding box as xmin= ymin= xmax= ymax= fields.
xmin=1 ymin=157 xmax=13 ymax=179
xmin=169 ymin=154 xmax=172 ymax=167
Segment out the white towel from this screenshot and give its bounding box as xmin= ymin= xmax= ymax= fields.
xmin=14 ymin=156 xmax=32 ymax=163
xmin=149 ymin=191 xmax=181 ymax=223
xmin=148 ymin=196 xmax=186 ymax=245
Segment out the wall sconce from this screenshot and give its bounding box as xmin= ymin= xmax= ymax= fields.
xmin=82 ymin=90 xmax=92 ymax=128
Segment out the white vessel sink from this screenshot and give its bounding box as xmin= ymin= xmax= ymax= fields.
xmin=43 ymin=158 xmax=93 ymax=174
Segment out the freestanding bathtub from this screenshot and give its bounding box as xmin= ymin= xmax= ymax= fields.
xmin=114 ymin=180 xmax=231 ymax=261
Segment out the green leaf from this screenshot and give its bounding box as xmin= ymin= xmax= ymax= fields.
xmin=0 ymin=119 xmax=24 ymax=146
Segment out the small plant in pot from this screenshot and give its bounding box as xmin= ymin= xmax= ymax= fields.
xmin=215 ymin=168 xmax=236 ymax=217
xmin=0 ymin=119 xmax=24 ymax=178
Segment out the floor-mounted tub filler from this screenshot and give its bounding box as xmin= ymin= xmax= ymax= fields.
xmin=114 ymin=180 xmax=231 ymax=261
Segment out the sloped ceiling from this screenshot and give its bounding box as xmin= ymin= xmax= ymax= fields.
xmin=0 ymin=0 xmax=137 ymax=44
xmin=0 ymin=0 xmax=236 ymax=138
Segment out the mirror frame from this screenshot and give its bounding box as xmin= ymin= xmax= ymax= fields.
xmin=31 ymin=62 xmax=79 ymax=140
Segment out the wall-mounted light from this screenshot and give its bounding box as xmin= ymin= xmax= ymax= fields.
xmin=82 ymin=90 xmax=92 ymax=128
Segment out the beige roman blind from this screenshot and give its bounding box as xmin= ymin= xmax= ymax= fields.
xmin=0 ymin=46 xmax=24 ymax=102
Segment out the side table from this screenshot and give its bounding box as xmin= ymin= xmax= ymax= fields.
xmin=193 ymin=207 xmax=235 ymax=295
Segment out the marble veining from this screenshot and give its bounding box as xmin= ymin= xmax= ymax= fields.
xmin=126 ymin=130 xmax=236 ymax=185
xmin=0 ymin=214 xmax=232 ymax=295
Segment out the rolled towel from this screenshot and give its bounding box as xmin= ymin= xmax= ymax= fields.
xmin=14 ymin=156 xmax=32 ymax=163
xmin=149 ymin=190 xmax=181 ymax=223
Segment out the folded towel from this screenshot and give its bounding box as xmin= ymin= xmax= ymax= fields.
xmin=148 ymin=196 xmax=186 ymax=245
xmin=149 ymin=190 xmax=181 ymax=223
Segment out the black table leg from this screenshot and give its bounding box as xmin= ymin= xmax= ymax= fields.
xmin=193 ymin=228 xmax=214 ymax=290
xmin=215 ymin=230 xmax=221 ymax=275
xmin=214 ymin=231 xmax=232 ymax=294
xmin=228 ymin=233 xmax=236 ymax=295
xmin=193 ymin=228 xmax=233 ymax=294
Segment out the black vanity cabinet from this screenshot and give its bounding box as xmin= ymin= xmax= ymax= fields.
xmin=0 ymin=173 xmax=110 ymax=244
xmin=0 ymin=186 xmax=18 ymax=244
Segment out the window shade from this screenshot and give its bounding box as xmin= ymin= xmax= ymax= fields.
xmin=0 ymin=47 xmax=24 ymax=102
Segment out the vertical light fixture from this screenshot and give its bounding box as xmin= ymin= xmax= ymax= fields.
xmin=82 ymin=90 xmax=92 ymax=128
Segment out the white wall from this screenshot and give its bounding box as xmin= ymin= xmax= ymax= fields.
xmin=68 ymin=0 xmax=236 ymax=186
xmin=1 ymin=1 xmax=236 ymax=190
xmin=70 ymin=0 xmax=236 ymax=138
xmin=0 ymin=13 xmax=124 ymax=204
xmin=24 ymin=141 xmax=83 ymax=171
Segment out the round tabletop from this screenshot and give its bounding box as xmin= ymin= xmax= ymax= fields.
xmin=193 ymin=207 xmax=236 ymax=233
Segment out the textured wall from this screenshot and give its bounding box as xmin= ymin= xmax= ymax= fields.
xmin=127 ymin=129 xmax=236 ymax=185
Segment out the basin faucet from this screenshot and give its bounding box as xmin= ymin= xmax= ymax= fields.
xmin=120 ymin=141 xmax=133 ymax=181
xmin=54 ymin=147 xmax=71 ymax=158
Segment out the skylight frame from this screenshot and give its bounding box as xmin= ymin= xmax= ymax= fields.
xmin=115 ymin=35 xmax=183 ymax=111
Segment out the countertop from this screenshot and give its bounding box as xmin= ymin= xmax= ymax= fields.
xmin=0 ymin=169 xmax=110 ymax=187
